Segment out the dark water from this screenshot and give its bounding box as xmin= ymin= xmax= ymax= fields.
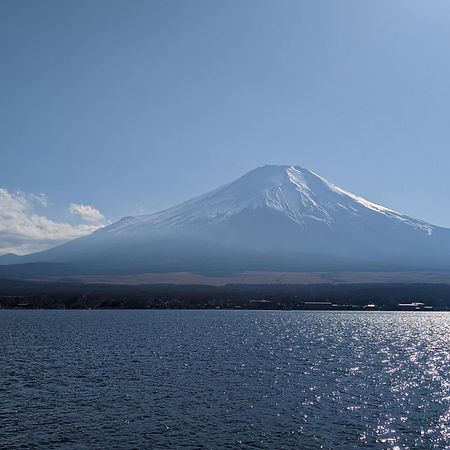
xmin=1 ymin=311 xmax=449 ymax=449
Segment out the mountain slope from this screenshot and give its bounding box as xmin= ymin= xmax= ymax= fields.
xmin=2 ymin=165 xmax=450 ymax=274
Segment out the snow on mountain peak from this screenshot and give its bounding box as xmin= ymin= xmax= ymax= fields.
xmin=104 ymin=165 xmax=435 ymax=236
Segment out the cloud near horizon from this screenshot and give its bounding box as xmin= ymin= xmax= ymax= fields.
xmin=0 ymin=188 xmax=105 ymax=255
xmin=70 ymin=203 xmax=105 ymax=222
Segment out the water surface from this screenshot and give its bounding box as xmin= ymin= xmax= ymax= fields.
xmin=1 ymin=310 xmax=449 ymax=449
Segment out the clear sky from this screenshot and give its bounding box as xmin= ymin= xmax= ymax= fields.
xmin=1 ymin=1 xmax=450 ymax=254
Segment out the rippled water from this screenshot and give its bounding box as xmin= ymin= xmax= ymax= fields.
xmin=1 ymin=310 xmax=450 ymax=449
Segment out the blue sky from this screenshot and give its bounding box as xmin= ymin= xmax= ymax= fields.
xmin=1 ymin=1 xmax=450 ymax=253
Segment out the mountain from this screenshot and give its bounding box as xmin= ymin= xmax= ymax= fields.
xmin=2 ymin=165 xmax=450 ymax=277
xmin=0 ymin=253 xmax=21 ymax=264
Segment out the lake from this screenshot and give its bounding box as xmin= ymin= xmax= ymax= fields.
xmin=1 ymin=310 xmax=449 ymax=449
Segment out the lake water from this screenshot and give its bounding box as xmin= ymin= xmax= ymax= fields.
xmin=1 ymin=310 xmax=449 ymax=449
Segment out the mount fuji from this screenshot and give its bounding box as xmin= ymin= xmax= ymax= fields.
xmin=2 ymin=165 xmax=450 ymax=279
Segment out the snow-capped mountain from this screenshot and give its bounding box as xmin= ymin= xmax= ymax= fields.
xmin=2 ymin=165 xmax=450 ymax=274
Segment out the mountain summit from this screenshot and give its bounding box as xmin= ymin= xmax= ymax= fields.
xmin=106 ymin=165 xmax=433 ymax=235
xmin=2 ymin=165 xmax=450 ymax=274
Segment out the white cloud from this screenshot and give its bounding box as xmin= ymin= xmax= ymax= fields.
xmin=70 ymin=202 xmax=105 ymax=222
xmin=28 ymin=192 xmax=48 ymax=208
xmin=0 ymin=188 xmax=104 ymax=256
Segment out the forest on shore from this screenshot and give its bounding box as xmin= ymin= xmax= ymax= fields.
xmin=1 ymin=278 xmax=449 ymax=310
